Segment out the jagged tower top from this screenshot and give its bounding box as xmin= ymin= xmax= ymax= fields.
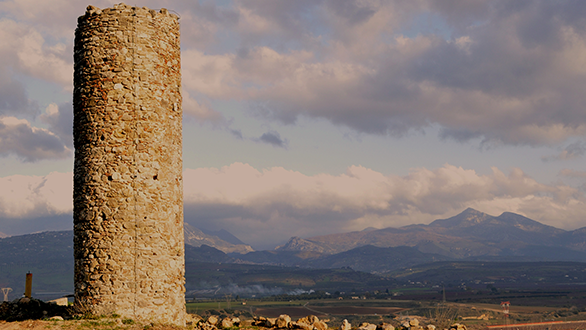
xmin=79 ymin=3 xmax=179 ymax=21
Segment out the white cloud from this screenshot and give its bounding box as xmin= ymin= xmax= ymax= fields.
xmin=0 ymin=171 xmax=72 ymax=218
xmin=542 ymin=141 xmax=586 ymax=162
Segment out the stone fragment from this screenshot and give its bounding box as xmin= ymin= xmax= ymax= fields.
xmin=207 ymin=315 xmax=219 ymax=326
xmin=277 ymin=314 xmax=292 ymax=328
xmin=340 ymin=319 xmax=351 ymax=330
xmin=265 ymin=317 xmax=277 ymax=327
xmin=380 ymin=323 xmax=395 ymax=330
xmin=231 ymin=317 xmax=241 ymax=326
xmin=293 ymin=321 xmax=315 ymax=330
xmin=186 ymin=313 xmax=202 ymax=325
xmin=358 ymin=323 xmax=377 ymax=330
xmin=314 ymin=320 xmax=328 ymax=330
xmin=220 ymin=317 xmax=233 ymax=328
xmin=449 ymin=324 xmax=466 ymax=330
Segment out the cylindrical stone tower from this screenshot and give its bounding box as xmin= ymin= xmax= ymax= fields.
xmin=73 ymin=3 xmax=184 ymax=325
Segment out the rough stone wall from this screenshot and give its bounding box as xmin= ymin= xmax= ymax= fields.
xmin=73 ymin=3 xmax=184 ymax=325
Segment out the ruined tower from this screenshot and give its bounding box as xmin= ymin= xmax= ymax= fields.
xmin=73 ymin=4 xmax=184 ymax=324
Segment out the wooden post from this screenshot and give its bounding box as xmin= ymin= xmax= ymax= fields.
xmin=24 ymin=273 xmax=32 ymax=298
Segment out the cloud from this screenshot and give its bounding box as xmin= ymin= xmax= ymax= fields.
xmin=40 ymin=102 xmax=73 ymax=148
xmin=542 ymin=141 xmax=586 ymax=162
xmin=182 ymin=90 xmax=227 ymax=126
xmin=230 ymin=129 xmax=243 ymax=139
xmin=0 ymin=116 xmax=71 ymax=161
xmin=178 ymin=1 xmax=586 ymax=146
xmin=0 ymin=17 xmax=72 ymax=90
xmin=0 ymin=171 xmax=72 ymax=218
xmin=559 ymin=169 xmax=586 ymax=178
xmin=258 ymin=130 xmax=288 ymax=148
xmin=2 ymin=1 xmax=586 ymax=159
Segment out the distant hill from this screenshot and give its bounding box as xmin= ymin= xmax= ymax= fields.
xmin=184 ymin=223 xmax=254 ymax=254
xmin=392 ymin=260 xmax=586 ymax=287
xmin=0 ymin=230 xmax=397 ymax=300
xmin=0 ymin=232 xmax=8 ymax=238
xmin=0 ymin=231 xmax=74 ymax=301
xmin=277 ymin=208 xmax=586 ymax=259
xmin=303 ymin=245 xmax=451 ymax=273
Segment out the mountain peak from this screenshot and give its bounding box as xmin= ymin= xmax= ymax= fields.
xmin=429 ymin=208 xmax=491 ymax=228
xmin=461 ymin=207 xmax=483 ymax=215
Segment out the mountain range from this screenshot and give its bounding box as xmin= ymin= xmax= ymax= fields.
xmin=275 ymin=208 xmax=586 ymax=259
xmin=2 ymin=208 xmax=586 ymax=300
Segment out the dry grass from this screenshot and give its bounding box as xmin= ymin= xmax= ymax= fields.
xmin=428 ymin=304 xmax=459 ymax=330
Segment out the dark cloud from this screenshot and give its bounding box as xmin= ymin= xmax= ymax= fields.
xmin=324 ymin=0 xmax=377 ymax=26
xmin=0 ymin=117 xmax=70 ymax=162
xmin=230 ymin=129 xmax=243 ymax=139
xmin=0 ymin=69 xmax=38 ymax=117
xmin=258 ymin=131 xmax=288 ymax=148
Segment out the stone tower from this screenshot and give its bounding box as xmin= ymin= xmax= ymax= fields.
xmin=73 ymin=4 xmax=184 ymax=325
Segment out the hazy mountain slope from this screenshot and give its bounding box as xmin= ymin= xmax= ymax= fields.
xmin=184 ymin=223 xmax=254 ymax=254
xmin=184 ymin=244 xmax=235 ymax=263
xmin=283 ymin=219 xmax=501 ymax=258
xmin=0 ymin=232 xmax=8 ymax=238
xmin=559 ymin=227 xmax=586 ymax=252
xmin=276 ymin=236 xmax=342 ymax=254
xmin=280 ymin=208 xmax=586 ymax=258
xmin=201 ymin=228 xmax=246 ymax=245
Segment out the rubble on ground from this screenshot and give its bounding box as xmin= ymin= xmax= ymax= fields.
xmin=0 ymin=297 xmax=70 ymax=322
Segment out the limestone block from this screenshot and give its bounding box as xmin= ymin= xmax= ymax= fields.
xmin=358 ymin=323 xmax=377 ymax=330
xmin=277 ymin=314 xmax=292 ymax=328
xmin=340 ymin=319 xmax=351 ymax=330
xmin=208 ymin=315 xmax=219 ymax=326
xmin=220 ymin=318 xmax=233 ymax=328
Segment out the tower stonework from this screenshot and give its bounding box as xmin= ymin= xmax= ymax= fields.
xmin=73 ymin=4 xmax=184 ymax=325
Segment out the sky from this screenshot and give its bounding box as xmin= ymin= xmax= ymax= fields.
xmin=0 ymin=0 xmax=586 ymax=250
